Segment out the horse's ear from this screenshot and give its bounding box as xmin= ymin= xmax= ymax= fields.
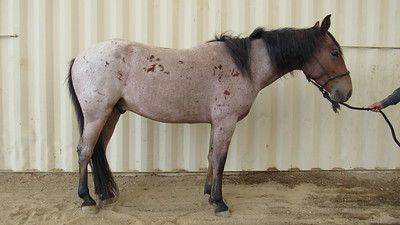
xmin=314 ymin=21 xmax=320 ymax=27
xmin=320 ymin=14 xmax=331 ymax=34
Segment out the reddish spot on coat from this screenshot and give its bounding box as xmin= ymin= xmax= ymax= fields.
xmin=231 ymin=69 xmax=240 ymax=77
xmin=147 ymin=55 xmax=160 ymax=62
xmin=116 ymin=71 xmax=123 ymax=80
xmin=224 ymin=90 xmax=230 ymax=95
xmin=147 ymin=64 xmax=156 ymax=72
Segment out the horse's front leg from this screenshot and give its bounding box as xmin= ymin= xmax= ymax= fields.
xmin=207 ymin=119 xmax=236 ymax=217
xmin=204 ymin=124 xmax=215 ymax=195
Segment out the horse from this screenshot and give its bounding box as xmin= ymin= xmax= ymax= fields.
xmin=67 ymin=15 xmax=352 ymax=217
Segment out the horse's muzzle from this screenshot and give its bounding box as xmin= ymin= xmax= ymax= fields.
xmin=330 ymin=87 xmax=352 ymax=103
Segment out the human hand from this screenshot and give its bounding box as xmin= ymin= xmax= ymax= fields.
xmin=368 ymin=102 xmax=384 ymax=112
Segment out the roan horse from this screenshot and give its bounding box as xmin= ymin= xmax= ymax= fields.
xmin=67 ymin=15 xmax=352 ymax=217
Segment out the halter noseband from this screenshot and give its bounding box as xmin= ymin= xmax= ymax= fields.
xmin=319 ymin=71 xmax=350 ymax=89
xmin=307 ymin=55 xmax=350 ymax=113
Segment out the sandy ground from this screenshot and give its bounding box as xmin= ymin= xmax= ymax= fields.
xmin=0 ymin=171 xmax=399 ymax=225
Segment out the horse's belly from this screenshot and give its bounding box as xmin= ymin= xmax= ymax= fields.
xmin=120 ymin=86 xmax=212 ymax=123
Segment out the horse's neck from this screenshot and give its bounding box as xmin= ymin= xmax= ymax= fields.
xmin=249 ymin=39 xmax=290 ymax=92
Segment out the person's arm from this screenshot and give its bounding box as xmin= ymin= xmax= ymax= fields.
xmin=381 ymin=88 xmax=400 ymax=107
xmin=369 ymin=88 xmax=400 ymax=112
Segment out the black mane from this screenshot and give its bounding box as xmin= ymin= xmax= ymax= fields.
xmin=211 ymin=27 xmax=341 ymax=77
xmin=212 ymin=34 xmax=252 ymax=76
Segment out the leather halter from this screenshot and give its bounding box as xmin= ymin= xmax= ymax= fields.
xmin=308 ymin=55 xmax=350 ymax=90
xmin=307 ymin=55 xmax=350 ymax=113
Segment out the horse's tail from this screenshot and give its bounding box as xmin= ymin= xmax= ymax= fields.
xmin=91 ymin=137 xmax=119 ymax=200
xmin=67 ymin=58 xmax=119 ymax=201
xmin=67 ymin=58 xmax=84 ymax=135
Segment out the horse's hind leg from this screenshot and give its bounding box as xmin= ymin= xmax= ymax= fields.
xmin=98 ymin=107 xmax=121 ymax=206
xmin=77 ymin=111 xmax=111 ymax=214
xmin=102 ymin=107 xmax=122 ymax=150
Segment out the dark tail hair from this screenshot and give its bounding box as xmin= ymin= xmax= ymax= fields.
xmin=67 ymin=58 xmax=84 ymax=135
xmin=91 ymin=136 xmax=119 ymax=200
xmin=67 ymin=58 xmax=119 ymax=201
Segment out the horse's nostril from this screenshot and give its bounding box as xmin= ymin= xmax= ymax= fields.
xmin=333 ymin=88 xmax=352 ymax=102
xmin=335 ymin=89 xmax=341 ymax=100
xmin=347 ymin=89 xmax=353 ymax=99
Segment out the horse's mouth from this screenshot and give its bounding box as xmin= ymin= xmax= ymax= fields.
xmin=330 ymin=87 xmax=352 ymax=103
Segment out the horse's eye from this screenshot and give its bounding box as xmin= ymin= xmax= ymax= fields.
xmin=331 ymin=51 xmax=339 ymax=57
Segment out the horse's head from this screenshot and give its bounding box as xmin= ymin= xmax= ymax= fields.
xmin=302 ymin=15 xmax=352 ymax=103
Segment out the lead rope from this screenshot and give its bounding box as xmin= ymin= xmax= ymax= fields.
xmin=308 ymin=78 xmax=400 ymax=148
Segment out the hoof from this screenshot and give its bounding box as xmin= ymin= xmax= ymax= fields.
xmin=82 ymin=205 xmax=99 ymax=214
xmin=208 ymin=197 xmax=217 ymax=207
xmin=215 ymin=210 xmax=231 ymax=218
xmin=211 ymin=200 xmax=229 ymax=217
xmin=101 ymin=196 xmax=118 ymax=206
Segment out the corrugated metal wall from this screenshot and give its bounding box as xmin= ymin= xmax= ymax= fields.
xmin=1 ymin=0 xmax=399 ymax=172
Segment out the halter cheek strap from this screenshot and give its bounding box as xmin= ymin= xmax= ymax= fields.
xmin=308 ymin=55 xmax=350 ymax=91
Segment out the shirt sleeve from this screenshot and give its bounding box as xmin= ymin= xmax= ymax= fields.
xmin=381 ymin=88 xmax=400 ymax=108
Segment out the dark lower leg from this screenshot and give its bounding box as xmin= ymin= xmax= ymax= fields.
xmin=204 ymin=148 xmax=214 ymax=195
xmin=78 ymin=165 xmax=96 ymax=207
xmin=204 ymin=171 xmax=212 ymax=195
xmin=209 ymin=184 xmax=229 ymax=213
xmin=209 ymin=153 xmax=229 ymax=213
xmin=206 ymin=120 xmax=235 ymax=215
xmin=204 ymin=128 xmax=215 ymax=195
xmin=77 ymin=143 xmax=96 ymax=208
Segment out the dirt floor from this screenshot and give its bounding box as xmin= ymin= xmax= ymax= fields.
xmin=0 ymin=171 xmax=400 ymax=225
